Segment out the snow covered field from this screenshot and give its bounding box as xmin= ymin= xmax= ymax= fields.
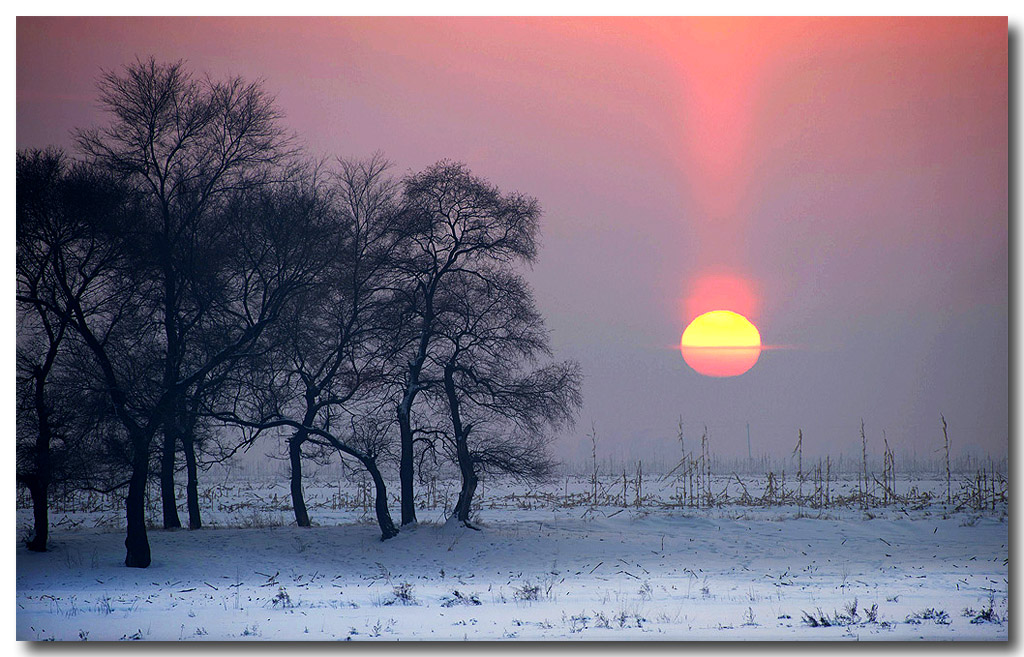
xmin=16 ymin=474 xmax=1008 ymax=641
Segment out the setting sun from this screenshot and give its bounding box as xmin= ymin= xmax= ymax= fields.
xmin=680 ymin=310 xmax=762 ymax=377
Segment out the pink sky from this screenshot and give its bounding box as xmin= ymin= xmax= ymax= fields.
xmin=17 ymin=17 xmax=1008 ymax=462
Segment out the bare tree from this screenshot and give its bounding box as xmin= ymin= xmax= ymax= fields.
xmin=391 ymin=162 xmax=541 ymax=526
xmin=16 ymin=148 xmax=160 ymax=564
xmin=285 ymin=155 xmax=403 ymax=528
xmin=75 ymin=57 xmax=299 ymax=530
xmin=301 ymin=410 xmax=400 ymax=540
xmin=16 ymin=149 xmax=71 ymax=552
xmin=16 ymin=149 xmax=142 ymax=551
xmin=429 ymin=269 xmax=582 ymax=526
xmin=20 ymin=155 xmax=329 ymax=570
xmin=18 ymin=62 xmax=573 ymax=561
xmin=214 ymin=155 xmax=405 ymax=540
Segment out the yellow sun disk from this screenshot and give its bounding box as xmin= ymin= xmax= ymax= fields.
xmin=680 ymin=310 xmax=761 ymax=348
xmin=680 ymin=310 xmax=762 ymax=377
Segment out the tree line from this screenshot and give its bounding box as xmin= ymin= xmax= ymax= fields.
xmin=16 ymin=57 xmax=583 ymax=568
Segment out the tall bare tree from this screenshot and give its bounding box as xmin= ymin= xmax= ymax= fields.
xmin=19 ymin=153 xmax=328 ymax=569
xmin=16 ymin=148 xmax=159 ymax=564
xmin=430 ymin=269 xmax=582 ymax=526
xmin=391 ymin=162 xmax=541 ymax=525
xmin=215 ymin=155 xmax=406 ymax=540
xmin=75 ymin=57 xmax=299 ymax=530
xmin=16 ymin=149 xmax=138 ymax=550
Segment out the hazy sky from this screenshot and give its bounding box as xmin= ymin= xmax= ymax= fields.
xmin=17 ymin=17 xmax=1008 ymax=464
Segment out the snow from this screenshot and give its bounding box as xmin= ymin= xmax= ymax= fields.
xmin=16 ymin=475 xmax=1007 ymax=641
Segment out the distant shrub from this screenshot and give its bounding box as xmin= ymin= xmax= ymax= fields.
xmin=801 ymin=598 xmax=883 ymax=628
xmin=905 ymin=608 xmax=950 ymax=625
xmin=440 ymin=590 xmax=481 ymax=607
xmin=271 ymin=586 xmax=292 ymax=608
xmin=964 ymin=593 xmax=1003 ymax=625
xmin=514 ymin=581 xmax=542 ymax=602
xmin=383 ymin=582 xmax=417 ymax=606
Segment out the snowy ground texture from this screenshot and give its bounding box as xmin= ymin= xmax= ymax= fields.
xmin=17 ymin=475 xmax=1008 ymax=641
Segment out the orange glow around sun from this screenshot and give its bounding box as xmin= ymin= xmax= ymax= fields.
xmin=680 ymin=310 xmax=762 ymax=377
xmin=684 ymin=273 xmax=760 ymax=322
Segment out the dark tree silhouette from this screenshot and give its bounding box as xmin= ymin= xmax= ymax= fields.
xmin=17 ymin=335 xmax=129 ymax=543
xmin=16 ymin=59 xmax=581 ymax=563
xmin=16 ymin=149 xmax=151 ymax=551
xmin=215 ymin=155 xmax=406 ymax=540
xmin=391 ymin=162 xmax=541 ymax=526
xmin=16 ymin=149 xmax=154 ymax=563
xmin=16 ymin=149 xmax=73 ymax=551
xmin=19 ymin=158 xmax=328 ymax=569
xmin=75 ymin=57 xmax=299 ymax=531
xmin=430 ymin=269 xmax=582 ymax=526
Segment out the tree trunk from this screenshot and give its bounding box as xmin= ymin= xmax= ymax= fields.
xmin=182 ymin=426 xmax=201 ymax=530
xmin=289 ymin=430 xmax=311 ymax=527
xmin=397 ymin=333 xmax=431 ymax=527
xmin=444 ymin=364 xmax=479 ymax=528
xmin=159 ymin=426 xmax=182 ymax=529
xmin=159 ymin=246 xmax=182 ymax=531
xmin=124 ymin=433 xmax=153 ymax=568
xmin=27 ymin=480 xmax=49 ymax=552
xmin=454 ymin=468 xmax=478 ymax=526
xmin=27 ymin=368 xmax=52 ymax=552
xmin=397 ymin=404 xmax=417 ymax=526
xmin=364 ymin=458 xmax=399 ymax=540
